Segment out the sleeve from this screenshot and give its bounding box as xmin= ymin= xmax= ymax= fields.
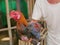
xmin=32 ymin=0 xmax=42 ymax=20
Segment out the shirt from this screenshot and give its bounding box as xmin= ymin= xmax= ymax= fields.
xmin=32 ymin=0 xmax=60 ymax=45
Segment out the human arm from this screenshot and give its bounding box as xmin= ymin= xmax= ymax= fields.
xmin=31 ymin=0 xmax=42 ymax=23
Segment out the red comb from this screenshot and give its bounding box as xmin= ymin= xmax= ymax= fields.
xmin=10 ymin=10 xmax=21 ymax=21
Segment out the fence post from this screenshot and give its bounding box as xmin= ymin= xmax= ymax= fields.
xmin=5 ymin=0 xmax=13 ymax=45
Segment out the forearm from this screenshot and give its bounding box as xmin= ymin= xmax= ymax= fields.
xmin=31 ymin=19 xmax=39 ymax=23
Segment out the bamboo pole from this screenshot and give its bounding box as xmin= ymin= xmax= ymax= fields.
xmin=28 ymin=0 xmax=35 ymax=19
xmin=0 ymin=26 xmax=16 ymax=31
xmin=16 ymin=0 xmax=20 ymax=11
xmin=5 ymin=0 xmax=13 ymax=45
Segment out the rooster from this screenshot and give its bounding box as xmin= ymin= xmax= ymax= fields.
xmin=10 ymin=10 xmax=41 ymax=45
